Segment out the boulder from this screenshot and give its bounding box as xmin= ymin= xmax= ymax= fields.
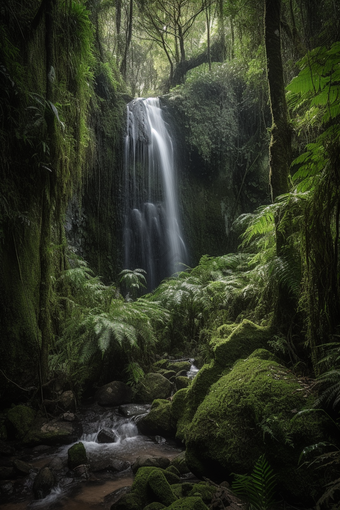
xmin=185 ymin=352 xmax=334 ymax=503
xmin=132 ymin=456 xmax=171 ymax=474
xmin=167 ymin=361 xmax=191 ymax=373
xmin=33 ymin=466 xmax=55 ymax=499
xmin=167 ymin=497 xmax=209 ymax=509
xmin=211 ymin=319 xmax=273 ymax=368
xmin=68 ymin=442 xmax=87 ymax=470
xmin=13 ymin=459 xmax=31 ymax=476
xmin=170 ymin=451 xmax=190 ymax=475
xmin=148 ymin=469 xmax=177 ymax=506
xmin=175 ymin=376 xmax=190 ymax=391
xmin=95 ymin=381 xmax=133 ymax=406
xmin=58 ymin=390 xmax=76 ymax=411
xmin=97 ymin=427 xmax=119 ymax=443
xmin=6 ymin=405 xmax=36 ymax=440
xmin=137 ymin=399 xmax=175 ymax=437
xmin=23 ymin=416 xmax=82 ymax=445
xmin=152 ymin=359 xmax=169 ymax=370
xmin=130 ymin=467 xmax=178 ymax=508
xmin=162 ymin=370 xmax=177 ymax=381
xmin=134 ymin=373 xmax=173 ymax=403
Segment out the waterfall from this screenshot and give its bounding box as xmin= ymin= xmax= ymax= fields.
xmin=123 ymin=97 xmax=187 ymax=291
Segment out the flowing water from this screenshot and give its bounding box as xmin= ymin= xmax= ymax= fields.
xmin=123 ymin=98 xmax=187 ymax=291
xmin=2 ymin=364 xmax=199 ymax=510
xmin=2 ymin=404 xmax=183 ymax=510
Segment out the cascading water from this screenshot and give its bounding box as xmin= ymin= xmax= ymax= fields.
xmin=123 ymin=97 xmax=187 ymax=291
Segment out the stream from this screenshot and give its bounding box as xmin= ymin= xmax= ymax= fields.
xmin=1 ymin=362 xmax=199 ymax=510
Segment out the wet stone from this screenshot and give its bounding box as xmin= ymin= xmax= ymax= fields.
xmin=97 ymin=427 xmax=119 ymax=443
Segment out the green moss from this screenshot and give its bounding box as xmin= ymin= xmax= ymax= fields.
xmin=144 ymin=503 xmax=165 ymax=510
xmin=175 ymin=376 xmax=191 ymax=390
xmin=185 ymin=355 xmax=333 ymax=502
xmin=165 ymin=465 xmax=180 ymax=477
xmin=188 ymin=483 xmax=216 ymax=503
xmin=111 ymin=493 xmax=140 ymax=510
xmin=212 ymin=319 xmax=273 ymax=368
xmin=68 ymin=442 xmax=87 ymax=470
xmin=167 ymin=361 xmax=191 ymax=373
xmin=148 ymin=469 xmax=177 ymax=506
xmin=170 ymin=452 xmax=190 ymax=475
xmin=138 ymin=399 xmax=174 ymax=437
xmin=6 ymin=405 xmax=35 ymax=439
xmin=131 ymin=467 xmax=179 ymax=508
xmin=153 ymin=360 xmax=169 ymax=370
xmin=166 ymin=497 xmax=209 ymax=509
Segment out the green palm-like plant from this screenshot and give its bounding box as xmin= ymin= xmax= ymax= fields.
xmin=119 ymin=268 xmax=147 ymax=299
xmin=231 ymin=455 xmax=277 ymax=510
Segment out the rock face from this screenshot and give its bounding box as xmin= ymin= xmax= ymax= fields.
xmin=184 ymin=352 xmax=331 ymax=503
xmin=95 ymin=381 xmax=133 ymax=406
xmin=134 ymin=373 xmax=173 ymax=403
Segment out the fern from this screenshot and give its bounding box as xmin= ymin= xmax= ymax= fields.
xmin=231 ymin=455 xmax=277 ymax=510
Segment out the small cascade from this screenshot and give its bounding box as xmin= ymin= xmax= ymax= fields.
xmin=123 ymin=97 xmax=187 ymax=291
xmin=80 ymin=409 xmax=139 ymax=444
xmin=187 ymin=359 xmax=199 ymax=379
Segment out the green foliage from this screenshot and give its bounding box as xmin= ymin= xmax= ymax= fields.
xmin=231 ymin=455 xmax=276 ymax=510
xmin=169 ymin=64 xmax=238 ymax=162
xmin=52 ymin=256 xmax=169 ymax=393
xmin=119 ymin=268 xmax=147 ymax=299
xmin=124 ymin=361 xmax=145 ymax=387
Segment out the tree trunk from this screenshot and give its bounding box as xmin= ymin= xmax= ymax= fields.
xmin=265 ymin=0 xmax=293 ymax=331
xmin=38 ymin=0 xmax=55 ymax=385
xmin=265 ymin=0 xmax=291 ymax=202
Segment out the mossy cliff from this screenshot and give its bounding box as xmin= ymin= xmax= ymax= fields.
xmin=0 ymin=0 xmax=125 ymax=402
xmin=161 ymin=68 xmax=270 ymax=265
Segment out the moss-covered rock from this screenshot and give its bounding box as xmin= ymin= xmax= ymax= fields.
xmin=134 ymin=373 xmax=173 ymax=404
xmin=170 ymin=451 xmax=190 ymax=475
xmin=144 ymin=503 xmax=165 ymax=510
xmin=166 ymin=497 xmax=209 ymax=509
xmin=68 ymin=442 xmax=87 ymax=470
xmin=111 ymin=492 xmax=140 ymax=510
xmin=212 ymin=319 xmax=273 ymax=368
xmin=130 ymin=467 xmax=179 ymax=508
xmin=132 ymin=456 xmax=171 ymax=474
xmin=23 ymin=416 xmax=82 ymax=445
xmin=137 ymin=399 xmax=175 ymax=437
xmin=153 ymin=360 xmax=169 ymax=370
xmin=148 ymin=469 xmax=177 ymax=506
xmin=6 ymin=405 xmax=36 ymax=439
xmin=167 ymin=361 xmax=191 ymax=373
xmin=33 ymin=466 xmax=56 ymax=499
xmin=165 ymin=465 xmax=180 ymax=477
xmin=175 ymin=376 xmax=191 ymax=391
xmin=185 ymin=353 xmax=334 ymax=503
xmin=187 ymin=483 xmax=216 ymax=503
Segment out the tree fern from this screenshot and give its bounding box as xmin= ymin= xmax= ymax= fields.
xmin=231 ymin=455 xmax=277 ymax=510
